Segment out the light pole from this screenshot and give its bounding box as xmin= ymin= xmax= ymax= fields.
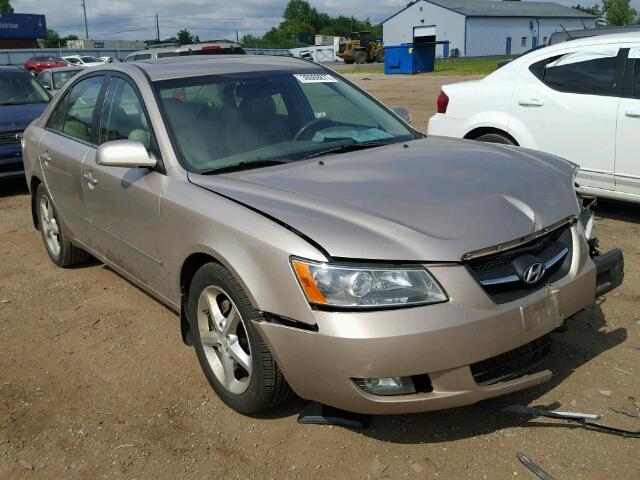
xmin=81 ymin=0 xmax=89 ymax=39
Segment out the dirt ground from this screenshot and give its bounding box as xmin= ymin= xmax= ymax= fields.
xmin=2 ymin=73 xmax=640 ymax=480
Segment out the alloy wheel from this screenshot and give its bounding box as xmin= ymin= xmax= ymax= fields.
xmin=197 ymin=286 xmax=252 ymax=395
xmin=39 ymin=194 xmax=61 ymax=257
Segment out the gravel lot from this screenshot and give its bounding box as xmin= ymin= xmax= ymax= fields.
xmin=1 ymin=73 xmax=640 ymax=479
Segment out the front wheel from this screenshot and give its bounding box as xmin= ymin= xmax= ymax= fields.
xmin=475 ymin=133 xmax=515 ymax=145
xmin=354 ymin=50 xmax=367 ymax=64
xmin=188 ymin=263 xmax=291 ymax=414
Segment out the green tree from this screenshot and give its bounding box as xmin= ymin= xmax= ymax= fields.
xmin=0 ymin=0 xmax=14 ymax=13
xmin=177 ymin=29 xmax=194 ymax=45
xmin=43 ymin=29 xmax=64 ymax=48
xmin=603 ymin=0 xmax=637 ymax=25
xmin=572 ymin=3 xmax=604 ymax=16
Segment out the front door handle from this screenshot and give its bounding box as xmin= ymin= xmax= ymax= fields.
xmin=625 ymin=108 xmax=640 ymax=118
xmin=83 ymin=172 xmax=98 ymax=186
xmin=518 ymin=98 xmax=544 ymax=107
xmin=39 ymin=152 xmax=52 ymax=164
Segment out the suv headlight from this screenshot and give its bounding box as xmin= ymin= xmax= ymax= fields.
xmin=291 ymin=259 xmax=447 ymax=309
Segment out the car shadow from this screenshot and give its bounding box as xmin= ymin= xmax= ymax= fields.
xmin=357 ymin=303 xmax=627 ymax=444
xmin=0 ymin=178 xmax=28 ymax=197
xmin=595 ymin=199 xmax=640 ymax=225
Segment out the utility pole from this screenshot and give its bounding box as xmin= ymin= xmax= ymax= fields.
xmin=156 ymin=14 xmax=160 ymax=42
xmin=236 ymin=29 xmax=239 ymax=43
xmin=81 ymin=0 xmax=89 ymax=39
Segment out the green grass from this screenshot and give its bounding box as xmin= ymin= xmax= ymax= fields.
xmin=338 ymin=56 xmax=513 ymax=76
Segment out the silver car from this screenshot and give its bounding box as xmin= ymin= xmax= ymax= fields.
xmin=22 ymin=56 xmax=624 ymax=415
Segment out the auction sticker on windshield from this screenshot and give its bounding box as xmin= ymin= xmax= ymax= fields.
xmin=294 ymin=73 xmax=338 ymax=83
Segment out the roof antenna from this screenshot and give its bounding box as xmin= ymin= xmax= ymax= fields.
xmin=560 ymin=24 xmax=574 ymax=39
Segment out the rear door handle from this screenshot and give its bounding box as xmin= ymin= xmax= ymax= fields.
xmin=83 ymin=172 xmax=98 ymax=186
xmin=518 ymin=98 xmax=544 ymax=107
xmin=625 ymin=108 xmax=640 ymax=118
xmin=39 ymin=152 xmax=52 ymax=163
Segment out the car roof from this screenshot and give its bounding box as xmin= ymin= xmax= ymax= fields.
xmin=107 ymin=55 xmax=321 ymax=81
xmin=544 ymin=31 xmax=640 ymax=51
xmin=46 ymin=66 xmax=83 ymax=72
xmin=0 ymin=65 xmax=24 ymax=73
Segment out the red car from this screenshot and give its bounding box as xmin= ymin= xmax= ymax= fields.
xmin=23 ymin=56 xmax=68 ymax=75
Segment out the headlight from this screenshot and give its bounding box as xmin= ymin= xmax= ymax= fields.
xmin=291 ymin=259 xmax=447 ymax=308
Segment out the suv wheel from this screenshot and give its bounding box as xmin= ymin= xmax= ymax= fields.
xmin=475 ymin=133 xmax=515 ymax=145
xmin=188 ymin=263 xmax=291 ymax=414
xmin=35 ymin=184 xmax=89 ymax=267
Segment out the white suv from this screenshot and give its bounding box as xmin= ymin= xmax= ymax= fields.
xmin=428 ymin=32 xmax=640 ymax=203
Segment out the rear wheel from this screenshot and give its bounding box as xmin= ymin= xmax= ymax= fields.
xmin=354 ymin=50 xmax=367 ymax=64
xmin=35 ymin=184 xmax=89 ymax=267
xmin=188 ymin=262 xmax=291 ymax=414
xmin=475 ymin=133 xmax=515 ymax=145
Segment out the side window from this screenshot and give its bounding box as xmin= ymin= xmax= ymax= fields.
xmin=100 ymin=77 xmax=152 ymax=149
xmin=135 ymin=54 xmax=152 ymax=61
xmin=47 ymin=75 xmax=105 ymax=143
xmin=39 ymin=72 xmax=51 ymax=89
xmin=634 ymin=61 xmax=640 ymax=99
xmin=529 ymin=47 xmax=621 ymax=96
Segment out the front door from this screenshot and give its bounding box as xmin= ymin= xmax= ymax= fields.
xmin=506 ymin=37 xmax=512 ymax=55
xmin=510 ymin=45 xmax=624 ymax=191
xmin=39 ymin=74 xmax=106 ymax=235
xmin=615 ymin=48 xmax=640 ymax=195
xmin=81 ymin=74 xmax=165 ymax=290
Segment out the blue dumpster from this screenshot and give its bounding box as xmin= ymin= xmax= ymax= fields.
xmin=384 ymin=43 xmax=436 ymax=74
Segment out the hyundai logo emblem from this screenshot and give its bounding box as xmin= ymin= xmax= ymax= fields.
xmin=522 ymin=262 xmax=546 ymax=285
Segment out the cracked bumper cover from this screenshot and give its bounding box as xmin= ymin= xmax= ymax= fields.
xmin=254 ymin=227 xmax=605 ymax=414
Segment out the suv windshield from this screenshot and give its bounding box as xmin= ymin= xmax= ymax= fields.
xmin=155 ymin=70 xmax=416 ymax=173
xmin=0 ymin=73 xmax=50 ymax=106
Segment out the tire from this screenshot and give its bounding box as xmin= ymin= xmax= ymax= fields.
xmin=475 ymin=133 xmax=515 ymax=145
xmin=35 ymin=183 xmax=89 ymax=267
xmin=344 ymin=59 xmax=355 ymax=65
xmin=354 ymin=50 xmax=367 ymax=65
xmin=188 ymin=262 xmax=291 ymax=414
xmin=375 ymin=49 xmax=385 ymax=63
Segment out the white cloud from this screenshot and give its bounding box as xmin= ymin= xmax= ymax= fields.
xmin=10 ymin=0 xmax=639 ymax=41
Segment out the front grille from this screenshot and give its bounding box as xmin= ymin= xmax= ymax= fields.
xmin=0 ymin=131 xmax=20 ymax=147
xmin=470 ymin=334 xmax=551 ymax=386
xmin=465 ymin=225 xmax=573 ymax=304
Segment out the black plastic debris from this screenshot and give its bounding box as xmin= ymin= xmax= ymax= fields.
xmin=297 ymin=402 xmax=369 ymax=428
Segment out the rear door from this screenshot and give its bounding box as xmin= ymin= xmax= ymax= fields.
xmin=615 ymin=46 xmax=640 ymax=195
xmin=39 ymin=74 xmax=106 ymax=236
xmin=510 ymin=44 xmax=625 ymax=191
xmin=81 ymin=74 xmax=165 ymax=289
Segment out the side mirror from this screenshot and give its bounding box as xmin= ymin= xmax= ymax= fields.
xmin=96 ymin=140 xmax=156 ymax=168
xmin=390 ymin=106 xmax=412 ymax=124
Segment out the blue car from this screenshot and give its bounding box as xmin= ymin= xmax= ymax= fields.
xmin=0 ymin=66 xmax=50 ymax=179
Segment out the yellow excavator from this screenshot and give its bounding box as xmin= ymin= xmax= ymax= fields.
xmin=337 ymin=31 xmax=384 ymax=65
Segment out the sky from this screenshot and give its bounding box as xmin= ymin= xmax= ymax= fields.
xmin=11 ymin=0 xmax=635 ymax=42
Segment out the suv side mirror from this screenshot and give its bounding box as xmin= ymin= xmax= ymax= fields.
xmin=96 ymin=140 xmax=156 ymax=168
xmin=390 ymin=106 xmax=412 ymax=124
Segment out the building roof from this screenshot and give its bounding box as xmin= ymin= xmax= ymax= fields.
xmin=382 ymin=0 xmax=595 ymax=23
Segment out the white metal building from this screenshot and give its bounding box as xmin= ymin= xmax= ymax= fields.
xmin=382 ymin=0 xmax=596 ymax=57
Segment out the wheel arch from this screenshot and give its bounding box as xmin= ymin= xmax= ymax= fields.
xmin=30 ymin=175 xmax=43 ymax=230
xmin=464 ymin=127 xmax=519 ymax=145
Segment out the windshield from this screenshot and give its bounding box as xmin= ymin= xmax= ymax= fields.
xmin=0 ymin=74 xmax=50 ymax=106
xmin=155 ymin=70 xmax=416 ymax=173
xmin=52 ymin=69 xmax=82 ymax=90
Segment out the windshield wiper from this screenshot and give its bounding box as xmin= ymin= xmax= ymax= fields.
xmin=301 ymin=140 xmax=397 ymax=160
xmin=198 ymin=159 xmax=290 ymax=175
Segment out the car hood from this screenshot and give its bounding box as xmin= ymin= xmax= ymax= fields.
xmin=189 ymin=137 xmax=579 ymax=262
xmin=0 ymin=103 xmax=48 ymax=133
